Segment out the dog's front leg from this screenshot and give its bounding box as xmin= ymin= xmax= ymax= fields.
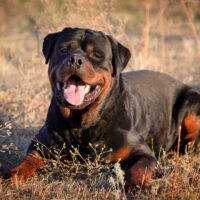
xmin=107 ymin=132 xmax=157 ymax=188
xmin=124 ymin=154 xmax=157 ymax=188
xmin=6 ymin=150 xmax=44 ymax=183
xmin=5 ymin=125 xmax=57 ymax=183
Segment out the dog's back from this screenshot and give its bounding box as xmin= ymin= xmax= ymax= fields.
xmin=121 ymin=70 xmax=200 ymax=153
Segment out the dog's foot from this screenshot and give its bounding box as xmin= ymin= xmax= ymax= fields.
xmin=4 ymin=151 xmax=44 ymax=184
xmin=125 ymin=155 xmax=157 ymax=189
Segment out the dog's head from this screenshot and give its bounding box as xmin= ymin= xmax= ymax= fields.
xmin=43 ymin=27 xmax=131 ymax=111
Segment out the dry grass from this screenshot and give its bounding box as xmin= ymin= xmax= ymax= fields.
xmin=0 ymin=0 xmax=200 ymax=199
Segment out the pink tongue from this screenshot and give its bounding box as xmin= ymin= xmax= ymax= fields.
xmin=64 ymin=83 xmax=85 ymax=106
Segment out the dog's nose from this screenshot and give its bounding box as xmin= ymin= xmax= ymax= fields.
xmin=70 ymin=54 xmax=84 ymax=68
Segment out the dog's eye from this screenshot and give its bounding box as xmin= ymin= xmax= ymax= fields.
xmin=60 ymin=47 xmax=68 ymax=54
xmin=93 ymin=51 xmax=102 ymax=59
xmin=89 ymin=51 xmax=103 ymax=60
xmin=60 ymin=41 xmax=78 ymax=54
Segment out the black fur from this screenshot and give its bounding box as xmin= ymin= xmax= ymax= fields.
xmin=26 ymin=28 xmax=200 ymax=185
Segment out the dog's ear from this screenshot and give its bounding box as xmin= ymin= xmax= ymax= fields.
xmin=43 ymin=32 xmax=60 ymax=64
xmin=107 ymin=35 xmax=131 ymax=76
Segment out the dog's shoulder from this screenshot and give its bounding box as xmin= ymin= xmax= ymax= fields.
xmin=121 ymin=70 xmax=184 ymax=96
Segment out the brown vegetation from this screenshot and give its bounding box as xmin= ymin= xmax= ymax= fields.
xmin=0 ymin=0 xmax=200 ymax=199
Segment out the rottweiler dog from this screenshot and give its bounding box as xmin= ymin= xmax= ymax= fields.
xmin=6 ymin=27 xmax=200 ymax=187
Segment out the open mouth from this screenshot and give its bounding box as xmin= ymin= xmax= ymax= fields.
xmin=56 ymin=75 xmax=103 ymax=107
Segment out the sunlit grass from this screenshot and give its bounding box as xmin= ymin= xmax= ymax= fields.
xmin=0 ymin=0 xmax=200 ymax=199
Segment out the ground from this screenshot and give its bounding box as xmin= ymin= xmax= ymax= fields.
xmin=0 ymin=0 xmax=200 ymax=199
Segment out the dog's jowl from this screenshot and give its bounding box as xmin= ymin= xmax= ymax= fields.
xmin=6 ymin=27 xmax=200 ymax=188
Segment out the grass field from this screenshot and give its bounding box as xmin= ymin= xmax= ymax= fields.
xmin=0 ymin=0 xmax=200 ymax=199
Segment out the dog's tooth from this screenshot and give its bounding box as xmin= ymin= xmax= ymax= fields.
xmin=85 ymin=85 xmax=91 ymax=93
xmin=96 ymin=85 xmax=100 ymax=90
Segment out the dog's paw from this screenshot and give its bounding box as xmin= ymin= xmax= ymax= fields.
xmin=3 ymin=151 xmax=44 ymax=184
xmin=125 ymin=155 xmax=157 ymax=189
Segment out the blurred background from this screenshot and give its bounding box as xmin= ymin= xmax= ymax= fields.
xmin=0 ymin=0 xmax=200 ymax=174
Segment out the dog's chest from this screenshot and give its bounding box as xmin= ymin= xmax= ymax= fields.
xmin=63 ymin=119 xmax=108 ymax=148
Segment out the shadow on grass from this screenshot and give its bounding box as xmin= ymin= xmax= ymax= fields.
xmin=0 ymin=116 xmax=39 ymax=175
